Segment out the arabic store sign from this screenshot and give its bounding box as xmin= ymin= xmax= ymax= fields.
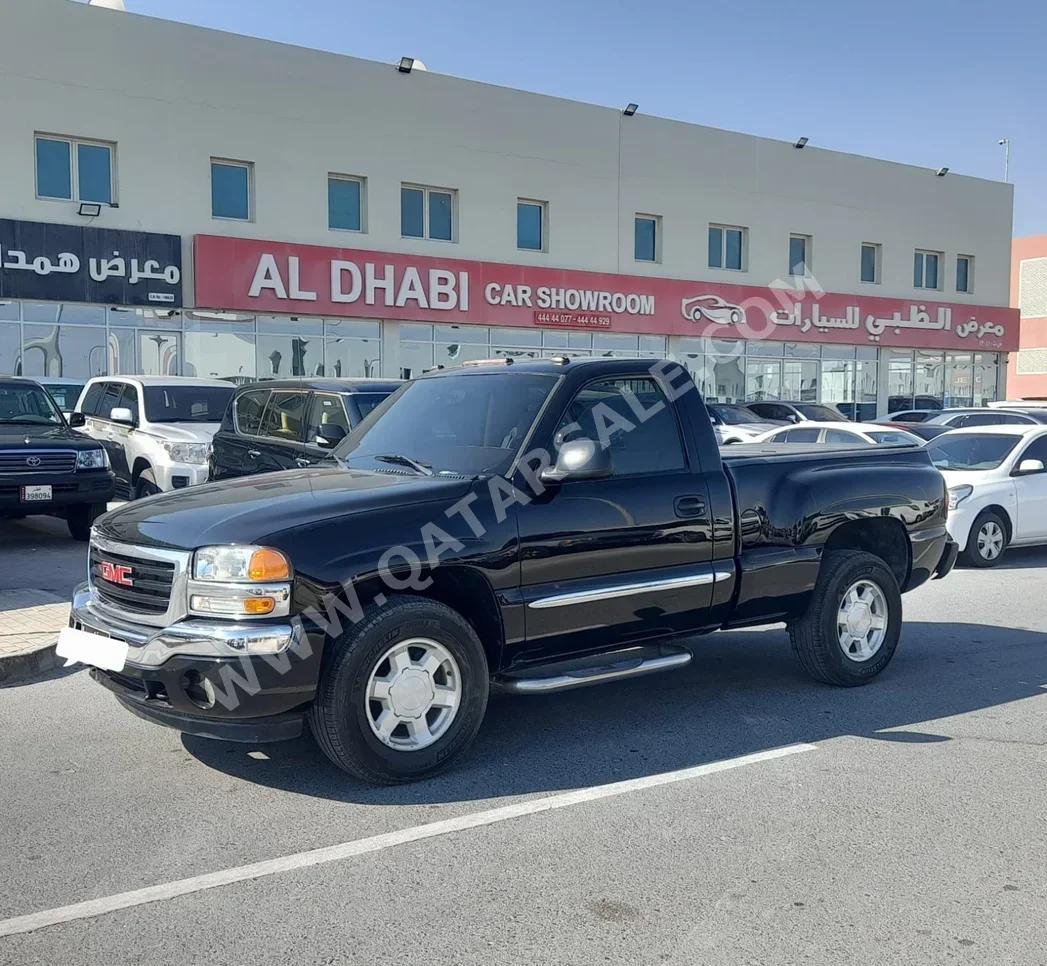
xmin=193 ymin=234 xmax=1018 ymax=352
xmin=0 ymin=219 xmax=182 ymax=307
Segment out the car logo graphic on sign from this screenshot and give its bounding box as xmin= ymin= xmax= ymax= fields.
xmin=25 ymin=456 xmax=41 ymax=467
xmin=681 ymin=294 xmax=746 ymax=325
xmin=99 ymin=561 xmax=134 ymax=587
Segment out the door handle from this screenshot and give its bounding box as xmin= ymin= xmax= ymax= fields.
xmin=674 ymin=495 xmax=706 ymax=518
xmin=246 ymin=450 xmax=261 ymax=459
xmin=295 ymin=457 xmax=311 ymax=468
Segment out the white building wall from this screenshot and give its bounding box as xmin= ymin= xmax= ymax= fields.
xmin=0 ymin=0 xmax=1014 ymax=310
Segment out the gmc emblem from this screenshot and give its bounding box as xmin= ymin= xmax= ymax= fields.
xmin=99 ymin=561 xmax=134 ymax=587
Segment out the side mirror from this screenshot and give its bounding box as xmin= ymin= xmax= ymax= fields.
xmin=538 ymin=438 xmax=613 ymax=484
xmin=68 ymin=411 xmax=86 ymax=428
xmin=110 ymin=407 xmax=135 ymax=426
xmin=315 ymin=423 xmax=347 ymax=448
xmin=1016 ymin=458 xmax=1045 ymax=476
xmin=788 ymin=413 xmax=802 ymax=424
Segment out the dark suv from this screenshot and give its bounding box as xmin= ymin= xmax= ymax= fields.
xmin=0 ymin=378 xmax=115 ymax=540
xmin=209 ymin=378 xmax=403 ymax=481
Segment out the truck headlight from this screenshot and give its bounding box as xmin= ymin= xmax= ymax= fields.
xmin=162 ymin=441 xmax=209 ymax=464
xmin=948 ymin=484 xmax=973 ymax=510
xmin=193 ymin=545 xmax=292 ymax=582
xmin=76 ymin=448 xmax=110 ymax=470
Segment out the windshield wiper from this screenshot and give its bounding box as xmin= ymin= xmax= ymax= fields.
xmin=0 ymin=418 xmax=58 ymax=425
xmin=373 ymin=453 xmax=435 ymax=477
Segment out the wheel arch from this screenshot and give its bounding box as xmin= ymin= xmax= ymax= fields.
xmin=130 ymin=457 xmax=153 ymax=486
xmin=822 ymin=517 xmax=910 ymax=590
xmin=974 ymin=504 xmax=1013 ymax=544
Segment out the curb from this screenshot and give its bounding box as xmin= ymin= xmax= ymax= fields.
xmin=0 ymin=639 xmax=60 ymax=686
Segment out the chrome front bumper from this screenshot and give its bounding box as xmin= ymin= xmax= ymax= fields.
xmin=71 ymin=583 xmax=301 ymax=669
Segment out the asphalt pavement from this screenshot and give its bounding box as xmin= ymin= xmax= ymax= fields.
xmin=1 ymin=527 xmax=1046 ymax=965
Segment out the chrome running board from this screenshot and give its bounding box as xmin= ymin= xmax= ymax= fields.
xmin=494 ymin=645 xmax=692 ymax=695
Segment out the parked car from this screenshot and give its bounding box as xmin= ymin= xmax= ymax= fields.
xmin=74 ymin=376 xmax=234 ymax=499
xmin=707 ymin=403 xmax=785 ymax=445
xmin=925 ymin=408 xmax=1047 ymax=429
xmin=754 ymin=422 xmax=923 ymax=446
xmin=745 ymin=401 xmax=847 ymax=423
xmin=877 ymin=421 xmax=955 ymax=442
xmin=925 ymin=425 xmax=1047 ymax=567
xmin=34 ymin=377 xmax=86 ymax=417
xmin=987 ymin=399 xmax=1047 ymax=409
xmin=209 ymin=378 xmax=404 ymax=481
xmin=0 ymin=377 xmax=114 ymax=540
xmin=60 ymin=357 xmax=956 ymax=784
xmin=881 ymin=409 xmax=940 ymax=423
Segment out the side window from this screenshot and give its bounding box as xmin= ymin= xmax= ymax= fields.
xmin=825 ymin=429 xmax=863 ymax=444
xmin=260 ymin=391 xmax=307 ymax=441
xmin=554 ymin=377 xmax=685 ymax=476
xmin=234 ymin=389 xmax=271 ymax=436
xmin=1003 ymin=413 xmax=1035 ymax=425
xmin=95 ymin=383 xmax=122 ymax=420
xmin=306 ymin=393 xmax=351 ymax=443
xmin=1017 ymin=436 xmax=1047 ymax=467
xmin=79 ymin=382 xmax=105 ymax=415
xmin=785 ymin=427 xmax=820 ymax=442
xmin=957 ymin=413 xmax=998 ymax=428
xmin=117 ymin=384 xmax=139 ymax=422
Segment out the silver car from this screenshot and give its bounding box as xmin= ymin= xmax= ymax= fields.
xmin=708 ymin=403 xmax=786 ymax=444
xmin=74 ymin=376 xmax=235 ymax=499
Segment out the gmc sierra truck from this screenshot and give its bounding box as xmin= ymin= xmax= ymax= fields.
xmin=60 ymin=357 xmax=957 ymax=784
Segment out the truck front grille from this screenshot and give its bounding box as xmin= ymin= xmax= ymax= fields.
xmin=0 ymin=450 xmax=77 ymax=474
xmin=90 ymin=544 xmax=176 ymax=616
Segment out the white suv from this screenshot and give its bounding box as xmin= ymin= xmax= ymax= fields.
xmin=74 ymin=376 xmax=235 ymax=499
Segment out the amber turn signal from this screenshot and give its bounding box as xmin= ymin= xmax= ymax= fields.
xmin=242 ymin=596 xmax=277 ymax=615
xmin=248 ymin=548 xmax=291 ymax=581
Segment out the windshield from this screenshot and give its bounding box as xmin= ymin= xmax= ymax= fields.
xmin=926 ymin=433 xmax=1021 ymax=471
xmin=868 ymin=431 xmax=919 ymax=445
xmin=42 ymin=384 xmax=84 ymax=411
xmin=336 ymin=372 xmax=557 ymax=476
xmin=142 ymin=385 xmax=234 ymax=423
xmin=0 ymin=384 xmax=64 ymax=425
xmin=795 ymin=404 xmax=844 ymax=422
xmin=709 ymin=404 xmax=763 ymax=425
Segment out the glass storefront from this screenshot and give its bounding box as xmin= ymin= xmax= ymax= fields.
xmin=678 ymin=337 xmax=883 ymax=420
xmin=0 ymin=299 xmax=1004 ymax=417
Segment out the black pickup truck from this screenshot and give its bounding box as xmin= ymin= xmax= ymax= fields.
xmin=62 ymin=358 xmax=956 ymax=784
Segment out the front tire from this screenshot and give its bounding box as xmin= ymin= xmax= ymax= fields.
xmin=67 ymin=503 xmax=105 ymax=542
xmin=788 ymin=550 xmax=902 ymax=687
xmin=961 ymin=510 xmax=1008 ymax=568
xmin=309 ymin=595 xmax=490 ymax=784
xmin=134 ymin=468 xmax=161 ymax=500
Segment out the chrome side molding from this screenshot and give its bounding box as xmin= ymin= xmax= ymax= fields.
xmin=529 ymin=571 xmax=717 ymax=610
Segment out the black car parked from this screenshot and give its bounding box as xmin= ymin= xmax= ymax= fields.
xmin=209 ymin=378 xmax=403 ymax=480
xmin=0 ymin=378 xmax=115 ymax=540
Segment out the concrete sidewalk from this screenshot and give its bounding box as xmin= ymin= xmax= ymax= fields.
xmin=0 ymin=589 xmax=70 ymax=684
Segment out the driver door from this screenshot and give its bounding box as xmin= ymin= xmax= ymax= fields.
xmin=1012 ymin=434 xmax=1047 ymax=543
xmin=513 ymin=373 xmax=716 ymax=665
xmin=298 ymin=392 xmax=350 ymax=466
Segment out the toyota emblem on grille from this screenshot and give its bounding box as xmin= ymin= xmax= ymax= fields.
xmin=25 ymin=456 xmax=41 ymax=467
xmin=99 ymin=561 xmax=134 ymax=587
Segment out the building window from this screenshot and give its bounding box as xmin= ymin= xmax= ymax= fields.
xmin=634 ymin=215 xmax=659 ymax=263
xmin=914 ymin=249 xmax=941 ymax=290
xmin=401 ymin=185 xmax=455 ymax=241
xmin=789 ymin=234 xmax=811 ymax=277
xmin=956 ymin=255 xmax=973 ymax=293
xmin=35 ymin=135 xmax=114 ymax=204
xmin=211 ymin=160 xmax=252 ymax=221
xmin=708 ymin=225 xmax=744 ymax=270
xmin=328 ymin=176 xmax=364 ymax=232
xmin=517 ymin=200 xmax=546 ymax=251
xmin=860 ymin=243 xmax=880 ymax=284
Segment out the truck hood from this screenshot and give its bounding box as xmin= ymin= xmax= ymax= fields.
xmin=138 ymin=422 xmax=221 ymax=443
xmin=94 ymin=466 xmax=474 ymax=550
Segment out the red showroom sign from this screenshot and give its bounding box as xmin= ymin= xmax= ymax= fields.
xmin=193 ymin=234 xmax=1019 ymax=352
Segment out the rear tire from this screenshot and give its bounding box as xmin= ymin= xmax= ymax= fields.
xmin=309 ymin=595 xmax=489 ymax=784
xmin=67 ymin=503 xmax=105 ymax=542
xmin=134 ymin=468 xmax=161 ymax=500
xmin=788 ymin=549 xmax=902 ymax=687
xmin=961 ymin=510 xmax=1008 ymax=568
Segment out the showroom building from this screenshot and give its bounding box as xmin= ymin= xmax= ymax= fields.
xmin=0 ymin=0 xmax=1020 ymax=417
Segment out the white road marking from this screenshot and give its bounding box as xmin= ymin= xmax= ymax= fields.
xmin=0 ymin=743 xmax=815 ymax=939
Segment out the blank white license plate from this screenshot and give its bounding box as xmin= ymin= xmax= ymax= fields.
xmin=21 ymin=485 xmax=52 ymax=502
xmin=56 ymin=627 xmax=129 ymax=672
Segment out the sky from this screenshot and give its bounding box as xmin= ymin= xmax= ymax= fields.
xmin=114 ymin=0 xmax=1046 ymax=237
